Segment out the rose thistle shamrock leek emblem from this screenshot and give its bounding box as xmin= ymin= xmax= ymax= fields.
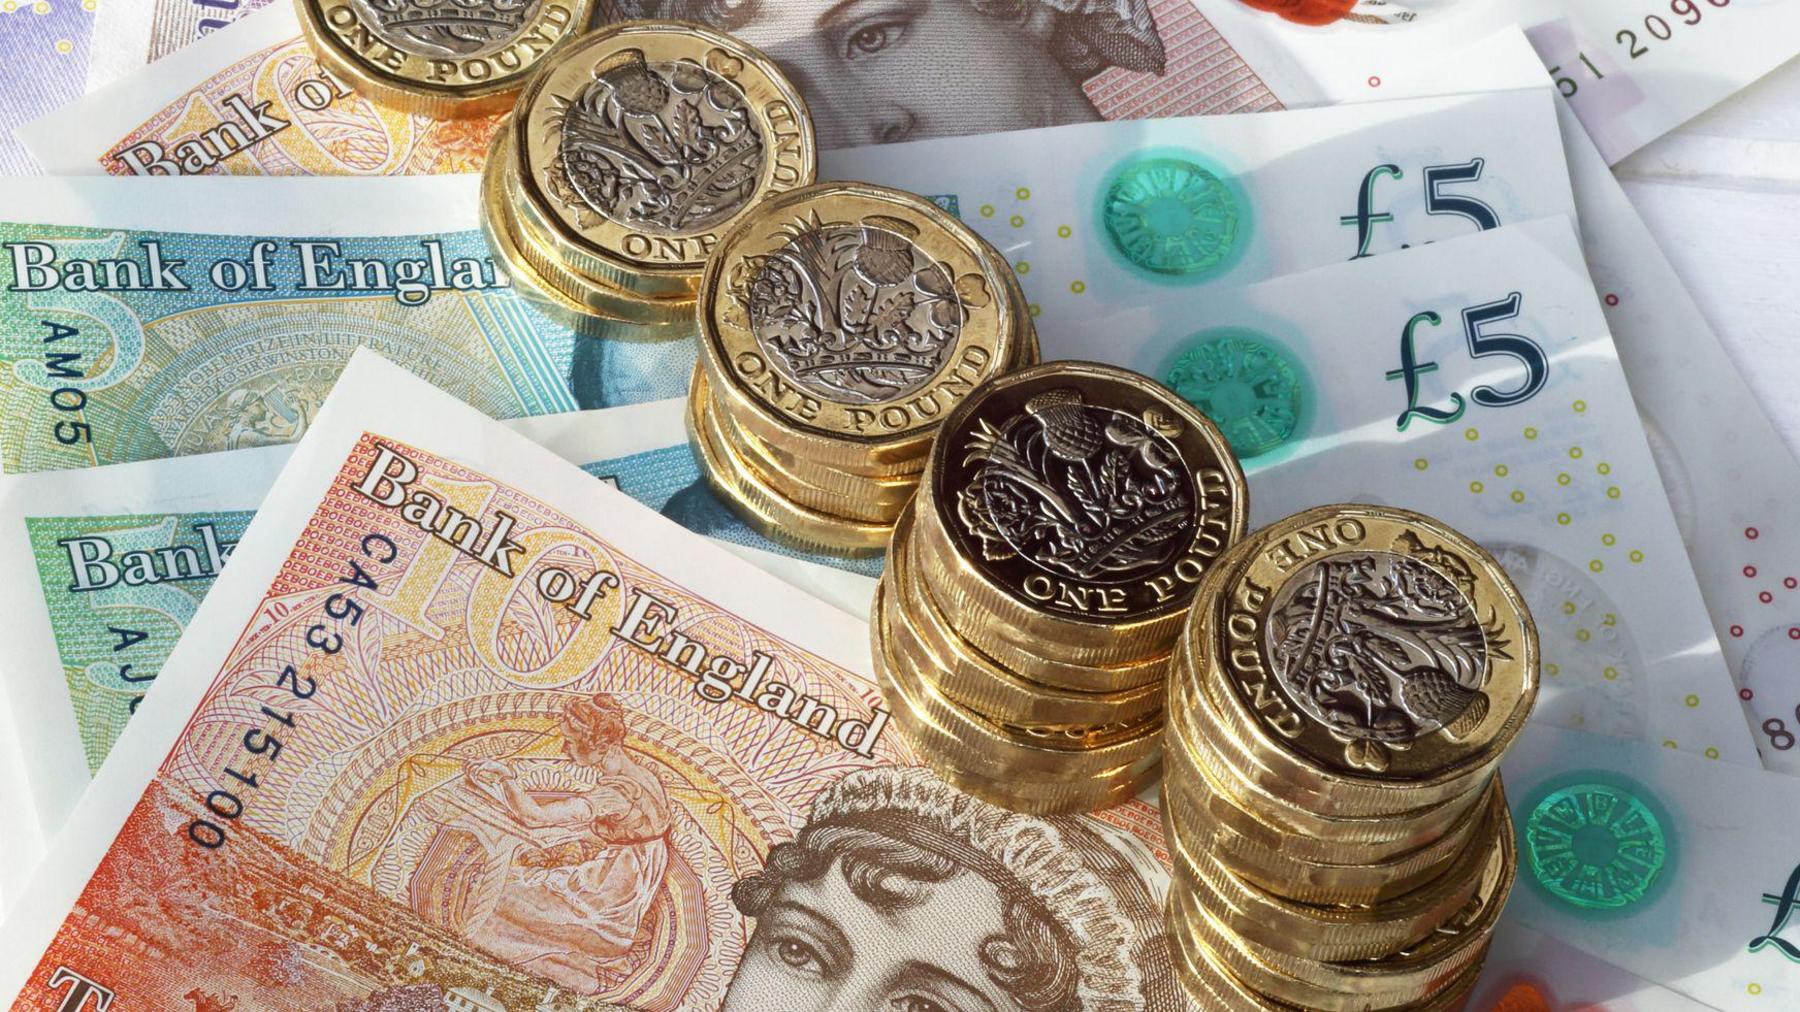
xmin=1264 ymin=533 xmax=1512 ymax=773
xmin=730 ymin=211 xmax=994 ymax=404
xmin=955 ymin=388 xmax=1198 ymax=581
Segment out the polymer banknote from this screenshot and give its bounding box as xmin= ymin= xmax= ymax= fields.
xmin=1501 ymin=720 xmax=1800 ymax=1009
xmin=1037 ymin=217 xmax=1760 ymax=767
xmin=1189 ymin=0 xmax=1800 ymax=165
xmin=826 ymin=79 xmax=1574 ymax=323
xmin=841 ymin=67 xmax=1800 ymax=775
xmin=0 ymin=351 xmax=1698 ymax=1010
xmin=0 ymin=351 xmax=1170 ymax=1010
xmin=1550 ymin=99 xmax=1800 ymax=775
xmin=0 ymin=174 xmax=696 ymax=474
xmin=0 ymin=398 xmax=875 ymax=861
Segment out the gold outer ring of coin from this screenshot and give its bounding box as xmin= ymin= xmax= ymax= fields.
xmin=1167 ymin=818 xmax=1513 ymax=1009
xmin=1160 ymin=750 xmax=1493 ymax=906
xmin=688 ymin=369 xmax=893 ymax=557
xmin=711 ymin=402 xmax=921 ymax=522
xmin=698 ymin=180 xmax=1033 ymax=470
xmin=1166 ymin=888 xmax=1490 ymax=1012
xmin=513 ymin=20 xmax=817 ymax=301
xmin=482 ymin=123 xmax=697 ymax=333
xmin=1169 ymin=784 xmax=1509 ymax=964
xmin=873 ymin=577 xmax=1165 ymax=780
xmin=295 ymin=0 xmax=592 ymax=119
xmin=887 ymin=507 xmax=1166 ymax=726
xmin=480 ymin=136 xmax=694 ymax=342
xmin=1186 ymin=506 xmax=1538 ymax=816
xmin=915 ymin=360 xmax=1248 ymax=667
xmin=1169 ymin=643 xmax=1492 ymax=838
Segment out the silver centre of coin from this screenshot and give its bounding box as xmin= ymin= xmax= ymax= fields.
xmin=744 ymin=217 xmax=960 ymax=402
xmin=958 ymin=389 xmax=1196 ymax=582
xmin=559 ymin=57 xmax=766 ymax=234
xmin=350 ymin=0 xmax=546 ymax=59
xmin=1265 ymin=550 xmax=1488 ymax=743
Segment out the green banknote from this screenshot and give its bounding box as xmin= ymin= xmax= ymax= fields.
xmin=0 ymin=175 xmax=696 ymax=474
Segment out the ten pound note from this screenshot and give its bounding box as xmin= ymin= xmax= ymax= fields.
xmin=0 ymin=352 xmax=1184 ymax=1011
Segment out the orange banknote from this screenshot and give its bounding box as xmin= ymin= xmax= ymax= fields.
xmin=0 ymin=353 xmax=1184 ymax=1011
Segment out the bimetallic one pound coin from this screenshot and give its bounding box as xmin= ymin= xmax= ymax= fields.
xmin=514 ymin=20 xmax=815 ymax=300
xmin=919 ymin=361 xmax=1247 ymax=668
xmin=688 ymin=367 xmax=893 ymax=557
xmin=1189 ymin=504 xmax=1538 ymax=816
xmin=887 ymin=505 xmax=1164 ymax=727
xmin=700 ymin=182 xmax=1030 ymax=474
xmin=297 ymin=0 xmax=592 ymax=118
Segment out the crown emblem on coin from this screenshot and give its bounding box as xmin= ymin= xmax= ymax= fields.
xmin=359 ymin=0 xmax=536 ymax=54
xmin=738 ymin=212 xmax=983 ymax=403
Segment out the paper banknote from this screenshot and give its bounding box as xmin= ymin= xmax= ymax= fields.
xmin=84 ymin=0 xmax=278 ymax=93
xmin=827 ymin=82 xmax=1573 ymax=322
xmin=0 ymin=0 xmax=96 ymax=174
xmin=0 ymin=397 xmax=876 ymax=859
xmin=0 ymin=174 xmax=696 ymax=474
xmin=0 ymin=350 xmax=1174 ymax=1010
xmin=1038 ymin=217 xmax=1760 ymax=767
xmin=1188 ymin=0 xmax=1800 ymax=165
xmin=1551 ymin=100 xmax=1800 ymax=776
xmin=1500 ymin=720 xmax=1800 ymax=1009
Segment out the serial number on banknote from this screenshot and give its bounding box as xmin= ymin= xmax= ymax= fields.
xmin=1548 ymin=0 xmax=1738 ymax=97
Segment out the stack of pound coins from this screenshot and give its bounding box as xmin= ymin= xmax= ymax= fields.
xmin=477 ymin=21 xmax=816 ymax=340
xmin=873 ymin=361 xmax=1249 ymax=815
xmin=295 ymin=0 xmax=594 ymax=119
xmin=688 ymin=181 xmax=1037 ymax=556
xmin=1163 ymin=504 xmax=1541 ymax=1011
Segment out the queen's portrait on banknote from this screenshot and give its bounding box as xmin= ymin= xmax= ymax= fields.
xmin=603 ymin=0 xmax=1167 ymax=147
xmin=723 ymin=765 xmax=1184 ymax=1011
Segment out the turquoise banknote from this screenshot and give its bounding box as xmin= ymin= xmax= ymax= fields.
xmin=0 ymin=398 xmax=875 ymax=846
xmin=1501 ymin=721 xmax=1800 ymax=1009
xmin=0 ymin=175 xmax=696 ymax=474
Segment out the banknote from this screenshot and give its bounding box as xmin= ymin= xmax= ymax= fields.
xmin=0 ymin=350 xmax=1178 ymax=1011
xmin=1189 ymin=0 xmax=1800 ymax=165
xmin=1549 ymin=99 xmax=1800 ymax=776
xmin=22 ymin=0 xmax=1543 ymax=179
xmin=1499 ymin=720 xmax=1800 ymax=1009
xmin=1473 ymin=922 xmax=1716 ymax=1012
xmin=0 ymin=398 xmax=876 ymax=899
xmin=0 ymin=687 xmax=44 ymax=916
xmin=0 ymin=0 xmax=96 ymax=174
xmin=0 ymin=174 xmax=696 ymax=474
xmin=1036 ymin=217 xmax=1760 ymax=767
xmin=84 ymin=0 xmax=278 ymax=93
xmin=827 ymin=79 xmax=1574 ymax=321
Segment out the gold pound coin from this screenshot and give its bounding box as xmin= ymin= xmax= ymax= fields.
xmin=481 ymin=123 xmax=696 ymax=335
xmin=1161 ymin=750 xmax=1493 ymax=906
xmin=887 ymin=506 xmax=1164 ymax=726
xmin=1167 ymin=818 xmax=1511 ymax=1010
xmin=712 ymin=403 xmax=921 ymax=522
xmin=700 ymin=181 xmax=1030 ymax=474
xmin=513 ymin=20 xmax=815 ymax=300
xmin=688 ymin=369 xmax=892 ymax=557
xmin=914 ymin=361 xmax=1247 ymax=669
xmin=1167 ymin=647 xmax=1489 ymax=851
xmin=1170 ymin=785 xmax=1509 ymax=964
xmin=873 ymin=579 xmax=1162 ymax=813
xmin=1167 ymin=886 xmax=1490 ymax=1012
xmin=296 ymin=0 xmax=592 ymax=118
xmin=1187 ymin=504 xmax=1538 ymax=818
